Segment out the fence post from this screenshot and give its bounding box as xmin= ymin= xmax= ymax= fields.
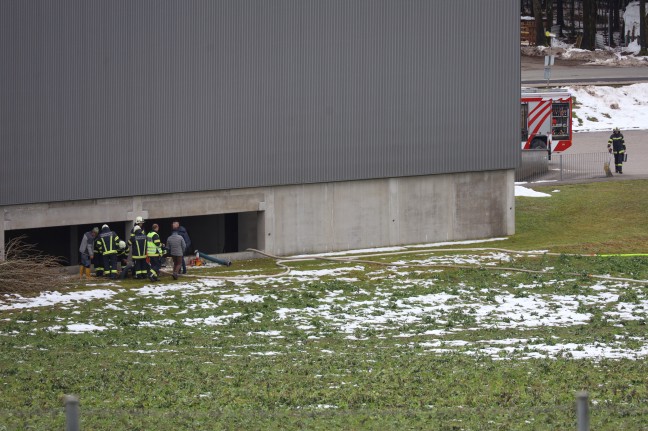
xmin=64 ymin=395 xmax=80 ymax=431
xmin=576 ymin=391 xmax=589 ymax=431
xmin=560 ymin=154 xmax=563 ymax=181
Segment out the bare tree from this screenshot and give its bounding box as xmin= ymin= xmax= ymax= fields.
xmin=570 ymin=0 xmax=577 ymax=38
xmin=557 ymin=0 xmax=566 ymax=35
xmin=582 ymin=0 xmax=598 ymax=50
xmin=0 ymin=237 xmax=68 ymax=295
xmin=641 ymin=0 xmax=648 ymax=54
xmin=533 ymin=0 xmax=547 ymax=45
xmin=611 ymin=0 xmax=621 ymax=33
xmin=546 ymin=0 xmax=554 ymax=32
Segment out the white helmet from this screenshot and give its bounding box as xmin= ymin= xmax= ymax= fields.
xmin=133 ymin=225 xmax=141 ymax=232
xmin=118 ymin=240 xmax=126 ymax=249
xmin=135 ymin=216 xmax=145 ymax=224
xmin=102 ymin=224 xmax=109 ymax=230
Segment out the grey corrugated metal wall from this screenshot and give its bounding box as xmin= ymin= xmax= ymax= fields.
xmin=0 ymin=0 xmax=519 ymax=206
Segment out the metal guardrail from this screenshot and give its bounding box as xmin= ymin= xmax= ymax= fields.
xmin=516 ymin=151 xmax=612 ymax=183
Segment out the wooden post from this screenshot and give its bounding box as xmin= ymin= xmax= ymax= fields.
xmin=64 ymin=395 xmax=80 ymax=431
xmin=576 ymin=391 xmax=589 ymax=431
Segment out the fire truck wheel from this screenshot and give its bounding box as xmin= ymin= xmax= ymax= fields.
xmin=530 ymin=139 xmax=547 ymax=150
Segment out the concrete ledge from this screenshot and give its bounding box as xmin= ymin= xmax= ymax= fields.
xmin=2 ymin=170 xmax=515 ymax=260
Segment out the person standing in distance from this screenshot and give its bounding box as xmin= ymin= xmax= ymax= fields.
xmin=129 ymin=225 xmax=150 ymax=279
xmin=607 ymin=127 xmax=626 ymax=174
xmin=97 ymin=224 xmax=120 ymax=279
xmin=172 ymin=220 xmax=191 ymax=274
xmin=167 ymin=227 xmax=187 ymax=280
xmin=78 ymin=227 xmax=99 ymax=279
xmin=146 ymin=223 xmax=163 ymax=281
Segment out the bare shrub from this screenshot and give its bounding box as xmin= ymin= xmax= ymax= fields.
xmin=0 ymin=237 xmax=69 ymax=296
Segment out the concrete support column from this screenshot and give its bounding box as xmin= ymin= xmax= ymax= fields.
xmin=260 ymin=193 xmax=274 ymax=254
xmin=238 ymin=212 xmax=258 ymax=251
xmin=69 ymin=227 xmax=79 ymax=265
xmin=505 ymin=169 xmax=516 ymax=235
xmin=256 ymin=211 xmax=266 ymax=252
xmin=0 ymin=223 xmax=5 ymax=261
xmin=124 ymin=221 xmax=134 ymax=265
xmin=124 ymin=221 xmax=134 ymax=239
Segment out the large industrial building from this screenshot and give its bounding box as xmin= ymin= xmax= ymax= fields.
xmin=0 ymin=0 xmax=519 ymax=263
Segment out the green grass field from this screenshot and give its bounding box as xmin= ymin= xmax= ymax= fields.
xmin=2 ymin=180 xmax=648 ymax=430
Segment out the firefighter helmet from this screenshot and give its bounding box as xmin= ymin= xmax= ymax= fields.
xmin=135 ymin=216 xmax=145 ymax=224
xmin=118 ymin=241 xmax=126 ymax=249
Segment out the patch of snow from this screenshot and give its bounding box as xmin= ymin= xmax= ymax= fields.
xmin=48 ymin=323 xmax=110 ymax=333
xmin=515 ymin=185 xmax=551 ymax=197
xmin=0 ymin=289 xmax=119 ymax=311
xmin=570 ymin=84 xmax=648 ymax=132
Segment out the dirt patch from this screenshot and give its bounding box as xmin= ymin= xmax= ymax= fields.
xmin=521 ymin=46 xmax=648 ymax=67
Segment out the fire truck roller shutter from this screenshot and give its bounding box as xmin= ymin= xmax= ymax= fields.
xmin=530 ymin=138 xmax=547 ymax=150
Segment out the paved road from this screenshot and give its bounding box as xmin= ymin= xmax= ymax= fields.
xmin=568 ymin=130 xmax=648 ymax=179
xmin=544 ymin=130 xmax=648 ymax=183
xmin=521 ymin=55 xmax=648 ymax=86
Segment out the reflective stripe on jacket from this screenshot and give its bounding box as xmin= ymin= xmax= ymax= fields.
xmin=608 ymin=133 xmax=625 ymax=153
xmin=98 ymin=230 xmax=119 ymax=255
xmin=130 ymin=232 xmax=148 ymax=259
xmin=147 ymin=231 xmax=162 ymax=256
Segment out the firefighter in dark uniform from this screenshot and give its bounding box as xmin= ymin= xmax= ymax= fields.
xmin=128 ymin=216 xmax=146 ymax=278
xmin=93 ymin=237 xmax=104 ymax=276
xmin=97 ymin=224 xmax=121 ymax=279
xmin=607 ymin=127 xmax=626 ymax=174
xmin=116 ymin=240 xmax=130 ymax=279
xmin=129 ymin=225 xmax=150 ymax=279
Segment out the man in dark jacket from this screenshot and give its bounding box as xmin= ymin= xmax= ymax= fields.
xmin=78 ymin=227 xmax=99 ymax=279
xmin=166 ymin=229 xmax=186 ymax=280
xmin=172 ymin=220 xmax=191 ymax=274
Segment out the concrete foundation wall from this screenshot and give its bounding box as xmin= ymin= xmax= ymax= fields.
xmin=265 ymin=170 xmax=515 ymax=255
xmin=1 ymin=171 xmax=514 ymax=259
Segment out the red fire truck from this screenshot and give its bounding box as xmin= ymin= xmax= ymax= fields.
xmin=521 ymin=88 xmax=572 ymax=152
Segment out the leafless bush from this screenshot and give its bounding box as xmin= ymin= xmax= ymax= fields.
xmin=0 ymin=237 xmax=69 ymax=296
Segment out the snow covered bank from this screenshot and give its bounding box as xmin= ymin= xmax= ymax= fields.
xmin=570 ymin=83 xmax=648 ymax=132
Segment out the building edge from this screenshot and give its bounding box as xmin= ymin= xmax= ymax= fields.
xmin=0 ymin=170 xmax=515 ymax=262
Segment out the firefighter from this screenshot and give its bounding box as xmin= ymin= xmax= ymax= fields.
xmin=129 ymin=225 xmax=149 ymax=279
xmin=93 ymin=236 xmax=104 ymax=277
xmin=128 ymin=216 xmax=146 ymax=278
xmin=116 ymin=240 xmax=130 ymax=279
xmin=97 ymin=224 xmax=120 ymax=279
xmin=607 ymin=127 xmax=626 ymax=174
xmin=147 ymin=223 xmax=163 ymax=281
xmin=130 ymin=216 xmax=146 ymax=241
